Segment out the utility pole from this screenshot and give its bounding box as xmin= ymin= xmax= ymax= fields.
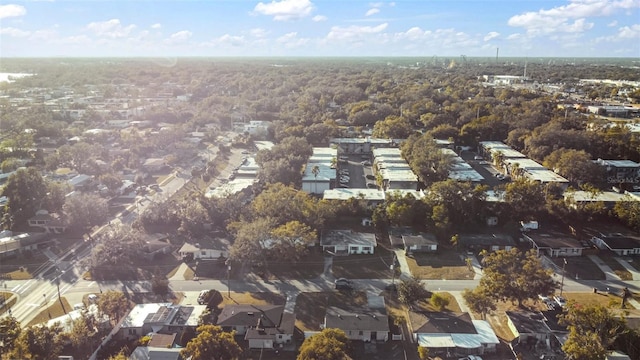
xmin=225 ymin=259 xmax=231 ymax=297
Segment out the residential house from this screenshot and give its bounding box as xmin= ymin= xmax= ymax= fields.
xmin=140 ymin=233 xmax=172 ymax=261
xmin=564 ymin=190 xmax=640 ymax=210
xmin=216 ymin=304 xmax=295 ymax=349
xmin=302 ymin=147 xmax=337 ymax=195
xmin=459 ymin=233 xmax=515 ymax=252
xmin=323 ymin=189 xmax=385 ymax=207
xmin=402 ymin=234 xmax=438 ymax=253
xmin=129 ymin=347 xmax=182 ymax=360
xmin=330 ymin=138 xmax=396 ymax=155
xmin=68 ymin=174 xmax=93 ymax=190
xmin=324 ymin=306 xmax=389 ymax=342
xmin=117 ymin=303 xmax=207 ymax=340
xmin=27 ymin=211 xmax=67 ymax=233
xmin=178 ymin=236 xmax=231 ymax=260
xmin=321 ymin=230 xmax=377 ymax=255
xmin=407 ymin=311 xmax=499 ymax=357
xmin=0 ymin=232 xmax=50 ymax=258
xmin=590 ymin=232 xmax=640 ymax=256
xmin=522 ymin=228 xmax=588 ymax=257
xmin=505 ymin=311 xmax=565 ymax=350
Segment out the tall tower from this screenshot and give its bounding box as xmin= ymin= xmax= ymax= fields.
xmin=496 ymin=48 xmax=499 ymax=62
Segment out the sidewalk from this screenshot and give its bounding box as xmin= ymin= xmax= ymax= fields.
xmin=449 ymin=291 xmax=471 ymax=313
xmin=394 ymin=250 xmax=412 ymax=279
xmin=587 ymin=255 xmax=621 ymax=281
xmin=467 ymin=254 xmax=483 ymax=280
xmin=615 ymin=258 xmax=640 ymax=280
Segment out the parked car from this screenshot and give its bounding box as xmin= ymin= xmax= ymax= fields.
xmin=361 ymin=161 xmax=371 ymax=166
xmin=554 ymin=295 xmax=567 ymax=307
xmin=366 ymin=174 xmax=375 ymax=180
xmin=367 ymin=183 xmax=377 ymax=188
xmin=334 ymin=278 xmax=353 ymax=290
xmin=474 ymin=155 xmax=483 ymax=160
xmin=538 ymin=295 xmax=556 ymax=309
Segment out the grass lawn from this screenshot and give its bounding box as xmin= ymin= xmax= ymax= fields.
xmin=332 ymin=247 xmax=396 ymax=279
xmin=564 ymin=291 xmax=636 ymax=309
xmin=405 ymin=249 xmax=475 ymax=280
xmin=294 ymin=291 xmax=368 ymax=332
xmin=552 ymin=256 xmax=605 ymax=280
xmin=0 ymin=254 xmax=49 ymax=280
xmin=599 ymin=255 xmax=632 ymax=280
xmin=262 ymin=252 xmax=325 ymax=280
xmin=27 ymin=297 xmax=72 ymax=326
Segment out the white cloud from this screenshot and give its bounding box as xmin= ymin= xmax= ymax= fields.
xmin=209 ymin=34 xmax=246 ymax=47
xmin=506 ymin=33 xmax=522 ymax=40
xmin=0 ymin=27 xmax=30 ymax=37
xmin=483 ymin=31 xmax=500 ymax=41
xmin=618 ymin=24 xmax=640 ymax=38
xmin=165 ymin=30 xmax=192 ymax=44
xmin=86 ymin=19 xmax=136 ymax=38
xmin=608 ymin=20 xmax=618 ymax=27
xmin=151 ymin=23 xmax=162 ymax=29
xmin=327 ymin=23 xmax=388 ymax=41
xmin=0 ymin=4 xmax=26 ymax=19
xmin=277 ymin=32 xmax=309 ymax=47
xmin=365 ymin=8 xmax=380 ymax=16
xmin=253 ymin=0 xmax=314 ymax=21
xmin=312 ymin=14 xmax=327 ymax=22
xmin=508 ymin=0 xmax=639 ymax=36
xmin=250 ymin=28 xmax=269 ymax=38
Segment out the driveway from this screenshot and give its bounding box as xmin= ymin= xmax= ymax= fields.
xmin=615 ymin=257 xmax=640 ymax=280
xmin=587 ymin=255 xmax=621 ymax=280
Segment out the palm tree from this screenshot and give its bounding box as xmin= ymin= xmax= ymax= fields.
xmin=311 ymin=165 xmax=320 ymax=194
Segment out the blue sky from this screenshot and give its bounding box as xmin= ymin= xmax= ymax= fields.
xmin=1 ymin=0 xmax=639 ymax=57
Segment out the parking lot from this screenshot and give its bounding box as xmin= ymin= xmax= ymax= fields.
xmin=459 ymin=150 xmax=508 ymax=188
xmin=337 ymin=154 xmax=375 ymax=189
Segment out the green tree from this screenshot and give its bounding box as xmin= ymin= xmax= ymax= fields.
xmin=268 ymin=220 xmax=317 ymax=262
xmin=462 ymin=287 xmax=496 ymax=320
xmin=298 ymin=328 xmax=350 ymax=360
xmin=479 ymin=248 xmax=556 ymax=307
xmin=64 ymin=313 xmax=100 ymax=360
xmin=418 ymin=346 xmax=429 ymax=360
xmin=97 ymin=290 xmax=130 ymax=325
xmin=614 ymin=200 xmax=640 ymax=231
xmin=151 ymin=270 xmax=170 ymax=300
xmin=8 ymin=323 xmax=64 ymax=360
xmin=543 ymin=148 xmax=604 ymax=185
xmin=504 ymin=178 xmax=547 ymax=221
xmin=181 ymin=325 xmax=242 ymax=360
xmin=397 ymin=277 xmax=429 ymax=306
xmin=63 ymin=193 xmax=109 ymax=230
xmin=372 ymin=115 xmax=414 ymax=139
xmin=559 ymin=304 xmax=628 ymax=360
xmin=88 ymin=224 xmax=145 ymax=277
xmin=430 ymin=293 xmax=450 ymax=311
xmin=0 ymin=316 xmax=21 ymax=356
xmin=1 ymin=167 xmax=48 ymax=228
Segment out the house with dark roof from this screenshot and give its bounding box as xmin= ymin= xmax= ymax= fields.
xmin=459 ymin=233 xmax=516 ymax=252
xmin=0 ymin=232 xmax=50 ymax=258
xmin=402 ymin=234 xmax=438 ymax=253
xmin=320 ymin=230 xmax=377 ymax=255
xmin=216 ymin=305 xmax=295 ymax=349
xmin=591 ymin=232 xmax=640 ymax=256
xmin=522 ymin=228 xmax=588 ymax=257
xmin=27 ymin=211 xmax=67 ymax=234
xmin=406 ymin=311 xmax=499 ymax=357
xmin=324 ymin=306 xmax=389 ymax=342
xmin=506 ymin=311 xmax=558 ymax=347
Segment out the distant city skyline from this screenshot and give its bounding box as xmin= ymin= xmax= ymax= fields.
xmin=0 ymin=0 xmax=639 ymax=58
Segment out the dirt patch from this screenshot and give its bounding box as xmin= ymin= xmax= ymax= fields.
xmin=406 ymin=250 xmax=474 ymax=280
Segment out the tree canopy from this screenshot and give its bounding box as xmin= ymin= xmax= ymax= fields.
xmin=181 ymin=325 xmax=242 ymax=360
xmin=297 ymin=328 xmax=350 ymax=360
xmin=478 ymin=248 xmax=556 ymax=306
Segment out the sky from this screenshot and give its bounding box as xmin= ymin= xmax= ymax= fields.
xmin=0 ymin=0 xmax=639 ymax=58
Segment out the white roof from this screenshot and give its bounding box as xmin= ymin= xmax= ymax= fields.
xmin=564 ymin=191 xmax=639 ymax=203
xmin=416 ymin=320 xmax=498 ymax=349
xmin=523 ymin=169 xmax=569 ymax=183
xmin=449 ymin=169 xmax=484 ymax=182
xmin=373 ymin=148 xmax=403 ymax=157
xmin=312 ymin=147 xmax=337 ymax=158
xmin=254 ymin=141 xmax=275 ymax=151
xmin=121 ymin=303 xmax=171 ymax=328
xmin=205 ymin=178 xmax=255 ymax=198
xmin=488 ymin=147 xmax=527 ymax=159
xmin=302 ymin=164 xmax=335 ymax=181
xmin=323 ymin=188 xmax=385 ymax=201
xmin=503 ymin=158 xmax=546 ymax=170
xmin=385 ymin=189 xmax=425 ymax=200
xmin=380 ymin=169 xmax=419 ymax=182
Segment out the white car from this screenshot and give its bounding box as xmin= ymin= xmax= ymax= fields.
xmin=459 ymin=356 xmax=483 ymax=360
